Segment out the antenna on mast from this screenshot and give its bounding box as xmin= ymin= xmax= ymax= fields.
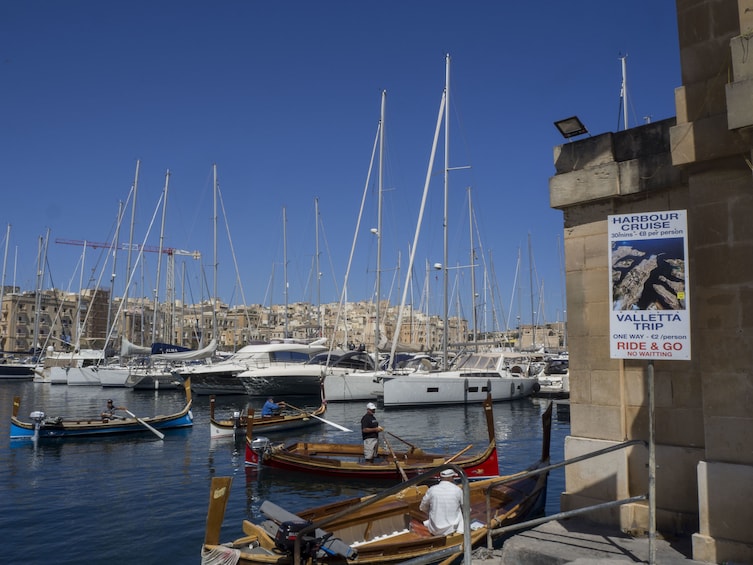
xmin=618 ymin=53 xmax=628 ymax=130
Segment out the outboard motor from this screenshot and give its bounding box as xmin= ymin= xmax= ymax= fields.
xmin=30 ymin=411 xmax=46 ymax=422
xmin=29 ymin=411 xmax=46 ymax=441
xmin=251 ymin=437 xmax=271 ymax=455
xmin=273 ymin=520 xmax=321 ymax=559
xmin=260 ymin=500 xmax=357 ymax=560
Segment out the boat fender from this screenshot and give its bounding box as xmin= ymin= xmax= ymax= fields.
xmin=532 ymin=382 xmax=541 ymax=393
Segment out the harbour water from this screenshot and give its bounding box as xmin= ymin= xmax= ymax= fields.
xmin=0 ymin=380 xmax=569 ymax=564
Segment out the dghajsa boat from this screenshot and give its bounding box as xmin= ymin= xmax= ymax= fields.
xmin=245 ymin=394 xmax=501 ymax=481
xmin=202 ymin=402 xmax=553 ymax=564
xmin=210 ymin=383 xmax=328 ymax=439
xmin=10 ymin=379 xmax=193 ymax=441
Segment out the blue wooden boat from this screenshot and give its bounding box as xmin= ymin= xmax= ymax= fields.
xmin=10 ymin=379 xmax=193 ymax=440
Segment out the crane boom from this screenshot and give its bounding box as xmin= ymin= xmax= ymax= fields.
xmin=55 ymin=238 xmax=200 ymax=259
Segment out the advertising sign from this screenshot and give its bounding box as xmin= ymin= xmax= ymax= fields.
xmin=608 ymin=210 xmax=690 ymax=360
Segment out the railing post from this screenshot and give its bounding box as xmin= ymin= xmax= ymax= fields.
xmin=648 ymin=360 xmax=656 ymax=565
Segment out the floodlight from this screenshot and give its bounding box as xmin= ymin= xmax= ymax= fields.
xmin=554 ymin=116 xmax=588 ymax=138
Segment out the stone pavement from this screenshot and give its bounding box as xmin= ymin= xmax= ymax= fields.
xmin=469 ymin=519 xmax=712 ymax=564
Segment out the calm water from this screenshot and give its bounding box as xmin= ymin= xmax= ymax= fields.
xmin=0 ymin=381 xmax=569 ymax=564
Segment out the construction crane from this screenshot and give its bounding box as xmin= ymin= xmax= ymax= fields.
xmin=55 ymin=239 xmax=200 ymax=299
xmin=55 ymin=238 xmax=201 ymax=342
xmin=56 ymin=238 xmax=200 ymax=260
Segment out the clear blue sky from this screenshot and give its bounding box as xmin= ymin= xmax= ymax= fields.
xmin=1 ymin=1 xmax=679 ymax=331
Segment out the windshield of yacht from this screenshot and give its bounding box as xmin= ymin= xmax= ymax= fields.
xmin=455 ymin=353 xmax=498 ymax=371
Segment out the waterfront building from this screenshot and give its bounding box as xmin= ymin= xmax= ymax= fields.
xmin=0 ymin=287 xmax=563 ymax=358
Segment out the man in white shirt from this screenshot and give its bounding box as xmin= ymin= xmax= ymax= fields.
xmin=419 ymin=468 xmax=464 ymax=535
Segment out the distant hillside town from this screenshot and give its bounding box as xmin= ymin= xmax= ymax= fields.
xmin=0 ymin=285 xmax=567 ymax=355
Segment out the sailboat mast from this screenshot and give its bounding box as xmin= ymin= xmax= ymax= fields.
xmin=468 ymin=187 xmax=477 ymax=348
xmin=152 ymin=169 xmax=170 ymax=343
xmin=620 ymin=54 xmax=628 ymax=130
xmin=0 ymin=224 xmax=10 ymax=333
xmin=106 ymin=202 xmax=123 ymax=348
xmin=213 ymin=164 xmax=218 ymax=308
xmin=212 ymin=164 xmax=218 ymax=343
xmin=442 ymin=53 xmax=451 ymax=370
xmin=76 ymin=241 xmax=87 ymax=349
xmin=283 ymin=206 xmax=288 ymax=339
xmin=388 ymin=73 xmax=446 ymax=366
xmin=122 ymin=159 xmax=140 ymax=343
xmin=375 ymin=89 xmax=385 ymax=353
xmin=425 ymin=259 xmax=431 ymax=349
xmin=315 ymin=197 xmax=322 ymax=337
xmin=32 ymin=229 xmax=50 ymax=355
xmin=528 ymin=232 xmax=536 ymax=350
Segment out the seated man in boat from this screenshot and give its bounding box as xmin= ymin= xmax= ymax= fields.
xmin=101 ymin=399 xmax=126 ymax=421
xmin=360 ymin=402 xmax=383 ymax=463
xmin=419 ymin=469 xmax=464 ymax=535
xmin=261 ymin=397 xmax=285 ymax=417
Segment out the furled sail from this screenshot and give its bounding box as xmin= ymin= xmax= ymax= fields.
xmin=120 ymin=336 xmax=152 ymax=357
xmin=151 ymin=339 xmax=218 ymax=362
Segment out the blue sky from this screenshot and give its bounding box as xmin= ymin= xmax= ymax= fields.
xmin=1 ymin=1 xmax=680 ymax=331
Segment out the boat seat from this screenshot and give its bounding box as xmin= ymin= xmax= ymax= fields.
xmin=288 ymin=453 xmax=342 ymax=466
xmin=409 ymin=518 xmax=431 ymax=537
xmin=333 ymin=512 xmax=411 ymax=546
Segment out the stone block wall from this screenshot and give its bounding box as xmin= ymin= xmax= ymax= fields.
xmin=549 ymin=3 xmax=753 ymax=562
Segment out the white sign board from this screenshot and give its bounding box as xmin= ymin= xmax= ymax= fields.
xmin=608 ymin=210 xmax=690 ymax=360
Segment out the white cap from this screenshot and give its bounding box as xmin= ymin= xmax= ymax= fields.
xmin=366 ymin=402 xmax=377 ymax=410
xmin=440 ymin=469 xmax=457 ymax=479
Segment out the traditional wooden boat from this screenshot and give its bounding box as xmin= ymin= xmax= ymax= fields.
xmin=245 ymin=394 xmax=501 ymax=480
xmin=210 ymin=390 xmax=328 ymax=439
xmin=202 ymin=402 xmax=553 ymax=564
xmin=9 ymin=379 xmax=193 ymax=440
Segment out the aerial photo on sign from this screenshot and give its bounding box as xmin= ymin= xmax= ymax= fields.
xmin=608 ymin=211 xmax=691 ymax=361
xmin=611 ymin=236 xmax=686 ymax=311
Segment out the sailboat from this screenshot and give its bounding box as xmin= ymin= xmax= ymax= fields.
xmin=381 ymin=54 xmax=540 ymax=407
xmin=0 ymin=225 xmax=35 ymax=380
xmin=231 ymin=93 xmax=408 ymax=401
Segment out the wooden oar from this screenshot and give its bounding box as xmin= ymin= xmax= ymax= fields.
xmin=124 ymin=409 xmax=165 ymax=440
xmin=443 ymin=444 xmax=473 ymax=464
xmin=284 ymin=403 xmax=352 ymax=432
xmin=383 ymin=434 xmax=409 ymax=481
xmin=386 ymin=431 xmax=422 ymax=454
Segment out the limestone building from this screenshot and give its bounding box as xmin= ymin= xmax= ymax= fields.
xmin=551 ymin=1 xmax=753 ymax=562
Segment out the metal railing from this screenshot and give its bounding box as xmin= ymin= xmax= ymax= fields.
xmin=481 ymin=438 xmax=648 ymax=550
xmin=294 ymin=438 xmax=648 ymax=564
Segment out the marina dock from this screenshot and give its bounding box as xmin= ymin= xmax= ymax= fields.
xmin=471 ymin=519 xmax=708 ymax=564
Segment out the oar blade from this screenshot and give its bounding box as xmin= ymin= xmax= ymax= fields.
xmin=125 ymin=409 xmax=165 ymax=440
xmin=286 ymin=403 xmax=352 ymax=432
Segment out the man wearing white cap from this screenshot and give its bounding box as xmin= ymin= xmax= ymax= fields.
xmin=419 ymin=469 xmax=464 ymax=535
xmin=360 ymin=402 xmax=383 ymax=463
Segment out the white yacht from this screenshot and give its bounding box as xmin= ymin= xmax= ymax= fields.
xmin=175 ymin=339 xmax=327 ymax=395
xmin=380 ymin=350 xmax=540 ymax=407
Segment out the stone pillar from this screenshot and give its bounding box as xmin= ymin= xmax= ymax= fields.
xmin=549 ymin=2 xmax=753 ymax=563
